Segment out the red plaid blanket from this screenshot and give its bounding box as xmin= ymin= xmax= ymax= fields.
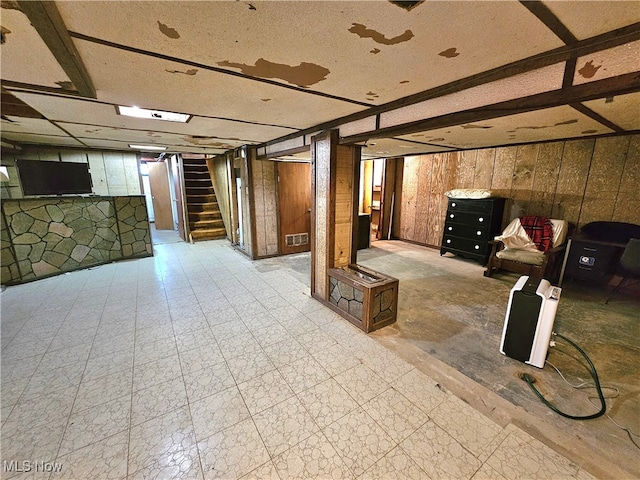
xmin=520 ymin=216 xmax=553 ymax=252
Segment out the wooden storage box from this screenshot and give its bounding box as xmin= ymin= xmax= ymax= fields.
xmin=327 ymin=264 xmax=398 ymax=333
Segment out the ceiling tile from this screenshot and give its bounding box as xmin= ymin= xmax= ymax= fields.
xmin=573 ymin=40 xmax=640 ymax=86
xmin=396 ymin=106 xmax=614 ymax=149
xmin=543 ymin=1 xmax=640 ymax=40
xmin=1 ymin=8 xmax=73 ymax=89
xmin=583 ymin=92 xmax=640 ymax=131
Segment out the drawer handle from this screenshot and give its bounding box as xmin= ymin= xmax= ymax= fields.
xmin=583 ymin=247 xmax=598 ymax=252
xmin=478 ymin=217 xmax=484 ymax=222
xmin=450 ymin=214 xmax=455 ymax=219
xmin=474 ymin=245 xmax=480 ymax=250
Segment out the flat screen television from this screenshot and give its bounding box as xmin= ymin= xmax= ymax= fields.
xmin=16 ymin=159 xmax=93 ymax=196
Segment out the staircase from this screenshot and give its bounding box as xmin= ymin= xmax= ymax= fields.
xmin=182 ymin=157 xmax=226 ymax=242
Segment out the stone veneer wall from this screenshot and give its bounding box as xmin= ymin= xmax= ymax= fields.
xmin=1 ymin=196 xmax=151 ymax=285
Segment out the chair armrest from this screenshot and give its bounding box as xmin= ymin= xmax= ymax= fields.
xmin=487 ymin=239 xmax=503 ymax=256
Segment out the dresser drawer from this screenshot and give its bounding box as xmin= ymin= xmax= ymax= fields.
xmin=442 ymin=235 xmax=488 ymax=255
xmin=447 ymin=199 xmax=494 ymax=214
xmin=445 ymin=210 xmax=491 ymax=226
xmin=443 ymin=223 xmax=488 ymax=239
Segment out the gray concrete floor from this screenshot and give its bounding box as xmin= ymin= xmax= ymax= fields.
xmin=260 ymin=240 xmax=640 ymax=478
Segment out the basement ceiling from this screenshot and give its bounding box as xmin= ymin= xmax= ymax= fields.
xmin=1 ymin=1 xmax=639 ymax=158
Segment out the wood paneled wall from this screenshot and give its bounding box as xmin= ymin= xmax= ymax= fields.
xmin=1 ymin=147 xmax=141 ymax=198
xmin=396 ymin=134 xmax=640 ymax=248
xmin=206 ymin=154 xmax=233 ymax=240
xmin=250 ymin=157 xmax=279 ymax=257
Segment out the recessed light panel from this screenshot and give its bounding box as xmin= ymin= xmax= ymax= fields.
xmin=118 ymin=106 xmax=190 ymax=123
xmin=129 ymin=144 xmax=167 ymax=151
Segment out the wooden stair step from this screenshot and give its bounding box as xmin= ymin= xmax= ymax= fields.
xmin=190 ymin=219 xmax=224 ymax=229
xmin=190 ymin=227 xmax=227 ymax=241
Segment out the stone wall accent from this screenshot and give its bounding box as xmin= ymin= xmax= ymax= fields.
xmin=1 ymin=213 xmax=20 ymax=284
xmin=114 ymin=196 xmax=152 ymax=259
xmin=1 ymin=196 xmax=152 ymax=285
xmin=372 ymin=287 xmax=396 ymax=324
xmin=329 ymin=277 xmax=364 ymax=320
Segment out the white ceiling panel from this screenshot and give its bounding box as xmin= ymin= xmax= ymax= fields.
xmin=573 ymin=40 xmax=640 ymax=86
xmin=72 ymin=39 xmax=368 ymax=129
xmin=80 ymin=138 xmax=228 ymax=155
xmin=583 ymin=92 xmax=640 ymax=131
xmin=2 ymin=132 xmax=84 ymax=148
xmin=380 ymin=62 xmax=566 ymax=129
xmin=1 ymin=117 xmax=69 ymax=136
xmin=544 ymin=1 xmax=640 ymax=40
xmin=397 ymin=106 xmax=614 ymax=149
xmin=57 ymin=1 xmax=564 ymax=104
xmin=10 ymin=91 xmax=296 ymax=142
xmin=360 ymin=138 xmax=453 ymax=160
xmin=0 ymin=8 xmax=72 ymax=89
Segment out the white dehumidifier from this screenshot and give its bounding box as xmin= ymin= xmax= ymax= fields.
xmin=500 ymin=276 xmax=561 ymax=368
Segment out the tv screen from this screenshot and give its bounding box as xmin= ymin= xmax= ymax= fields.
xmin=16 ymin=159 xmax=93 ymax=196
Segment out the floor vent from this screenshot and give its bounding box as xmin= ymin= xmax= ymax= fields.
xmin=285 ymin=232 xmax=309 ymax=247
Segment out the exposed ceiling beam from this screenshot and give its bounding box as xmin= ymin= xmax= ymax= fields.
xmin=520 ymin=1 xmax=578 ymax=44
xmin=340 ymin=72 xmax=640 ymax=144
xmin=16 ymin=0 xmax=96 ymax=98
xmin=261 ymin=22 xmax=640 ymax=149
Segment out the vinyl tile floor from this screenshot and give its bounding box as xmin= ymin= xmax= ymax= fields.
xmin=1 ymin=239 xmax=600 ymax=479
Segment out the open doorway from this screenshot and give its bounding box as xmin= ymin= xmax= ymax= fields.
xmin=359 ymin=159 xmax=386 ymax=245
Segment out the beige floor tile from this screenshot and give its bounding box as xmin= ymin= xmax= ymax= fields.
xmin=197 ymin=418 xmax=270 ymax=479
xmin=190 ymin=386 xmax=251 ymax=442
xmin=277 ymin=356 xmax=331 ymax=394
xmin=322 ymin=407 xmax=396 ymax=477
xmin=253 ymin=396 xmax=319 ymax=457
xmin=131 ymin=377 xmax=188 ymax=426
xmin=363 ymin=388 xmax=429 ymax=444
xmin=399 ymin=420 xmax=482 ymax=480
xmin=361 ymin=446 xmax=431 ymax=480
xmin=56 ymin=430 xmax=129 ymax=480
xmin=297 ymin=378 xmax=359 ymax=429
xmin=237 ymin=370 xmax=294 ymax=416
xmin=334 ymin=364 xmax=390 ymax=406
xmin=273 ymin=432 xmax=354 ymax=480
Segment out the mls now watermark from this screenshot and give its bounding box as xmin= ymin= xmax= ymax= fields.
xmin=3 ymin=460 xmax=63 ymax=473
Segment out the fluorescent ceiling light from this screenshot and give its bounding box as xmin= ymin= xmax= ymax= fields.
xmin=129 ymin=144 xmax=167 ymax=151
xmin=118 ymin=105 xmax=191 ymax=123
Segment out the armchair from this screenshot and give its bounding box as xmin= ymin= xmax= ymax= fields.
xmin=484 ymin=217 xmax=569 ymax=283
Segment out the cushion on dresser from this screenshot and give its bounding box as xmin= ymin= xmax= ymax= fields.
xmin=444 ymin=188 xmax=495 ymax=199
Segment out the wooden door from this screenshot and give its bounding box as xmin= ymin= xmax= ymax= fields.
xmin=277 ymin=162 xmax=311 ymax=255
xmin=147 ymin=161 xmax=174 ymax=230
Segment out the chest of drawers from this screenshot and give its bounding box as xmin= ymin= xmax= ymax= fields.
xmin=440 ymin=197 xmax=505 ymax=265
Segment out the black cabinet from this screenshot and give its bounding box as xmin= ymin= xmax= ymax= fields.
xmin=440 ymin=197 xmax=505 ymax=265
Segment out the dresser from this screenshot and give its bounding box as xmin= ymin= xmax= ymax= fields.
xmin=440 ymin=197 xmax=505 ymax=265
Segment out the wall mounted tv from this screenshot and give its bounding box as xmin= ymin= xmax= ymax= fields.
xmin=16 ymin=159 xmax=93 ymax=196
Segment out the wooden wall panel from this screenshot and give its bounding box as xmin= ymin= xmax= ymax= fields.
xmin=473 ymin=148 xmax=495 ymax=189
xmin=391 ymin=158 xmax=404 ymax=239
xmin=400 ymin=156 xmax=420 ymax=240
xmin=614 ymin=135 xmax=640 ymax=223
xmin=552 ymin=139 xmax=594 ymax=225
xmin=509 ymin=144 xmax=538 ymax=219
xmin=250 ymin=158 xmax=278 ymax=257
xmin=529 ymin=142 xmax=563 ymax=218
xmin=312 ymin=134 xmax=332 ymax=299
xmin=456 ymin=150 xmax=476 ymax=188
xmin=334 ymin=145 xmax=355 ymax=268
xmin=580 ymin=136 xmax=630 ymax=225
xmin=413 ymin=155 xmax=433 ymax=244
xmin=426 ymin=153 xmax=449 ymax=246
xmin=395 ymin=134 xmax=639 ymax=249
xmin=207 ymin=156 xmax=232 ymax=240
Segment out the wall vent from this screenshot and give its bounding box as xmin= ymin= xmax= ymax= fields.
xmin=285 ymin=232 xmax=309 ymax=247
